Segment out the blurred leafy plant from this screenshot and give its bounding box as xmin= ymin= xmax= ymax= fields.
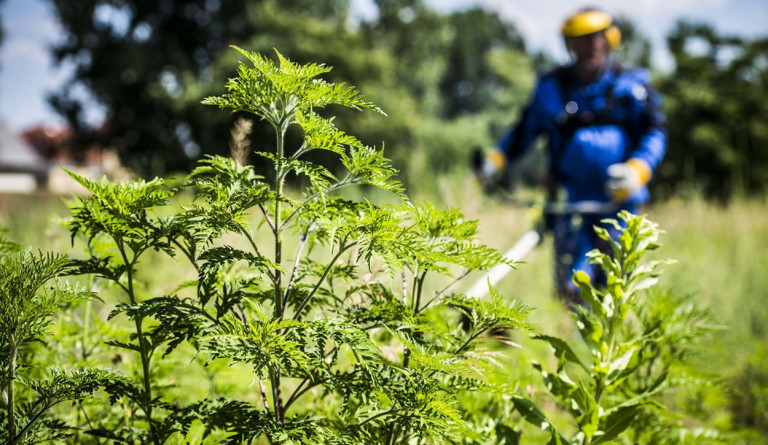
xmin=514 ymin=211 xmax=718 ymax=444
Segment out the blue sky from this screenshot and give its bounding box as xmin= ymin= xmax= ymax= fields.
xmin=1 ymin=0 xmax=767 ymax=132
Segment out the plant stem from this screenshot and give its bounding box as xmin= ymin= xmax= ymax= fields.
xmin=279 ymin=177 xmax=354 ymax=230
xmin=170 ymin=238 xmax=198 ymax=270
xmin=387 ymin=424 xmax=400 ymax=445
xmin=83 ymin=299 xmax=91 ymax=358
xmin=14 ymin=403 xmax=53 ymax=444
xmin=418 ymin=270 xmax=469 ymax=313
xmin=347 ymin=408 xmax=400 ymax=431
xmin=258 ymin=204 xmax=275 ymax=232
xmin=74 ymin=298 xmax=92 ymax=444
xmin=78 ymin=403 xmax=101 ymax=444
xmin=284 ymin=345 xmax=339 ymax=413
xmin=258 ymin=379 xmax=271 ymax=414
xmin=283 ymin=227 xmax=310 ymax=313
xmin=237 ymin=222 xmax=269 ymax=267
xmin=588 ymin=293 xmax=626 ymax=445
xmin=272 ymin=120 xmax=288 ymax=424
xmin=273 ymin=122 xmax=285 ymax=320
xmin=284 ymin=378 xmax=330 ymax=413
xmin=413 ymin=272 xmax=426 ymax=312
xmin=117 ymin=244 xmax=157 ymax=444
xmin=401 ymin=272 xmax=408 ymax=303
xmin=7 ymin=340 xmax=17 ymax=445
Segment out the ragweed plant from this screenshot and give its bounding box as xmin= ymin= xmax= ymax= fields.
xmin=64 ymin=47 xmax=533 ymax=444
xmin=514 ymin=212 xmax=717 ymax=444
xmin=0 ymin=239 xmax=120 ymax=444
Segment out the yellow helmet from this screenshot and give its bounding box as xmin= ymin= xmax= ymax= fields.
xmin=561 ymin=9 xmax=621 ymax=50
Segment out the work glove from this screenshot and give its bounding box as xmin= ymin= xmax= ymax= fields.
xmin=471 ymin=148 xmax=507 ymax=192
xmin=606 ymin=158 xmax=652 ymax=202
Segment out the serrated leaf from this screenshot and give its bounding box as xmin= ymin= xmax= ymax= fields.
xmin=510 ymin=395 xmax=566 ymax=443
xmin=532 ymin=335 xmax=589 ymax=372
xmin=592 ymin=404 xmax=643 ymax=444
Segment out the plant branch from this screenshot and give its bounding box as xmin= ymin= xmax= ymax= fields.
xmin=347 ymin=408 xmax=401 ymax=432
xmin=13 ymin=402 xmax=54 ymax=444
xmin=284 ymin=377 xmax=331 ymax=413
xmin=279 ymin=177 xmax=355 ymax=230
xmin=418 ymin=270 xmax=470 ymax=313
xmin=401 ymin=271 xmax=408 ymax=304
xmin=282 ymin=226 xmax=311 ymax=313
xmin=413 ymin=272 xmax=427 ymax=312
xmin=259 ymin=204 xmax=275 ymax=232
xmin=293 ymin=242 xmax=354 ymax=320
xmin=236 ymin=222 xmax=269 ymax=267
xmin=258 ymin=378 xmax=271 ymax=414
xmin=170 ymin=238 xmax=199 ymax=271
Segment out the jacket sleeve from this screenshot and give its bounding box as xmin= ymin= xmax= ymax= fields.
xmin=496 ymin=79 xmax=547 ymax=162
xmin=629 ymin=80 xmax=667 ymax=174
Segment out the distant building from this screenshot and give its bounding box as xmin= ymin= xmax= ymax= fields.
xmin=0 ymin=121 xmax=46 ymax=192
xmin=0 ymin=122 xmax=128 ymax=194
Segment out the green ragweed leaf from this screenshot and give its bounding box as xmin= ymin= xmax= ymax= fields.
xmin=0 ymin=250 xmax=95 ymax=345
xmin=202 ymin=46 xmax=383 ymax=124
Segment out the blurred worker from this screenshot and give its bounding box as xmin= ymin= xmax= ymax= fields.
xmin=475 ymin=8 xmax=666 ymax=303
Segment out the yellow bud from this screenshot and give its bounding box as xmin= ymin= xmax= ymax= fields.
xmin=574 ymin=270 xmax=591 ymax=286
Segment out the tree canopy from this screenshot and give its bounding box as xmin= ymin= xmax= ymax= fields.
xmin=42 ymin=1 xmax=768 ymax=198
xmin=656 ymin=20 xmax=768 ymax=198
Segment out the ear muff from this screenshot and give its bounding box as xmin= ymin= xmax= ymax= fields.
xmin=604 ymin=23 xmax=621 ymax=50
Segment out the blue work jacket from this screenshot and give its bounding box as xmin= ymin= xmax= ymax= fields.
xmin=497 ymin=63 xmax=667 ymax=205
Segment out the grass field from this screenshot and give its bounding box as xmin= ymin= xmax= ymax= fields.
xmin=1 ymin=184 xmax=766 ymax=442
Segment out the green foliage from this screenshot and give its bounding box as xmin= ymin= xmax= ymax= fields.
xmin=64 ymin=170 xmax=185 ymax=442
xmin=52 ymin=48 xmax=534 ymax=444
xmin=0 ymin=229 xmax=20 ymax=254
xmin=515 ymin=212 xmax=718 ymax=444
xmin=657 ymin=21 xmax=768 ymax=198
xmin=0 ymin=248 xmax=118 ymax=444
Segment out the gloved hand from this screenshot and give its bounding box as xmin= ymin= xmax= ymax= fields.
xmin=606 ymin=158 xmax=651 ymax=202
xmin=471 ymin=148 xmax=507 ymax=191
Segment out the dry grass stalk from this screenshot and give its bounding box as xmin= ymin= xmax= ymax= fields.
xmin=229 ymin=117 xmax=253 ymax=165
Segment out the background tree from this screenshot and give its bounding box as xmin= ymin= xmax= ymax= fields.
xmin=45 ymin=0 xmax=531 ymax=193
xmin=439 ymin=7 xmax=526 ymax=118
xmin=354 ymin=1 xmax=535 ymax=190
xmin=47 ymin=0 xmax=359 ymax=177
xmin=47 ymin=1 xmax=768 ymax=198
xmin=615 ymin=15 xmax=653 ymax=69
xmin=0 ymin=0 xmax=6 ymax=57
xmin=655 ymin=21 xmax=768 ymax=198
